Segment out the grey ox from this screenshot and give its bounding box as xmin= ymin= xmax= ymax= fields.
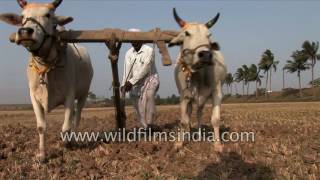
xmin=169 ymin=8 xmax=227 ymax=152
xmin=0 ymin=0 xmax=93 ymax=162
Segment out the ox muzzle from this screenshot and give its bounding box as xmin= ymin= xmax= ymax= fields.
xmin=182 ymin=44 xmax=214 ymax=70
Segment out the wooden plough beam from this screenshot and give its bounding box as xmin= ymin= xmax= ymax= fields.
xmin=9 ymin=28 xmax=179 ymax=129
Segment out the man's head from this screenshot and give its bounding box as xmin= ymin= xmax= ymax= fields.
xmin=169 ymin=8 xmax=220 ymax=70
xmin=129 ymin=28 xmax=143 ymax=52
xmin=0 ymin=0 xmax=73 ymax=51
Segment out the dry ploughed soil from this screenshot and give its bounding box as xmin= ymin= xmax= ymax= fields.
xmin=0 ymin=102 xmax=319 ymax=179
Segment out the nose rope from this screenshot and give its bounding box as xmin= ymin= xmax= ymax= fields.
xmin=72 ymin=43 xmax=83 ymax=61
xmin=21 ymin=17 xmax=54 ymax=54
xmin=22 ymin=17 xmax=51 ymax=36
xmin=181 ymin=44 xmax=211 ymax=59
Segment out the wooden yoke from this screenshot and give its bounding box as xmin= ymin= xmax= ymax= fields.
xmin=9 ymin=28 xmax=179 ymax=66
xmin=153 ymin=28 xmax=172 ymax=66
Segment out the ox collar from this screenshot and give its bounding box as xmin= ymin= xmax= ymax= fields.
xmin=29 ymin=40 xmax=64 ymax=85
xmin=177 ymin=58 xmax=192 ymax=89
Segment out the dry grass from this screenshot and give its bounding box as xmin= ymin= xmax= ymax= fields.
xmin=0 ymin=102 xmax=319 ymax=179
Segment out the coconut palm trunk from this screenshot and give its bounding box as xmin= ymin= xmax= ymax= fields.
xmin=311 ymin=63 xmax=315 ymax=97
xmin=242 ymin=81 xmax=245 ymax=95
xmin=256 ymin=81 xmax=258 ymax=99
xmin=298 ymin=71 xmax=302 ymax=97
xmin=265 ymin=71 xmax=269 ymax=97
xmin=269 ymin=69 xmax=272 ymax=93
xmin=247 ymin=82 xmax=250 ymax=96
xmin=282 ymin=68 xmax=285 ymax=90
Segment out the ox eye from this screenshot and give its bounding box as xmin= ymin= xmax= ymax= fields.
xmin=45 ymin=13 xmax=51 ymax=18
xmin=185 ymin=31 xmax=191 ymax=36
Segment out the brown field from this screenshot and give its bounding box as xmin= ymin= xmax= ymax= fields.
xmin=0 ymin=102 xmax=319 ymax=179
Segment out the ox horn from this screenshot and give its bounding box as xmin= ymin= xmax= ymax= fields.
xmin=206 ymin=13 xmax=220 ymax=29
xmin=17 ymin=0 xmax=27 ymax=8
xmin=52 ymin=0 xmax=63 ymax=8
xmin=173 ymin=8 xmax=186 ymax=28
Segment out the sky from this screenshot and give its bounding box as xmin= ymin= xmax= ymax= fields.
xmin=0 ymin=0 xmax=319 ymax=104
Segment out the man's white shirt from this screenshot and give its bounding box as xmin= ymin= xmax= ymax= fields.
xmin=122 ymin=45 xmax=158 ymax=90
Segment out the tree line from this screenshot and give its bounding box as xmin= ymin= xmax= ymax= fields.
xmin=224 ymin=40 xmax=320 ymax=98
xmin=87 ymin=92 xmax=181 ymax=106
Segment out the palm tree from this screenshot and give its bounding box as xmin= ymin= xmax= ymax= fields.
xmin=225 ymin=73 xmax=234 ymax=95
xmin=259 ymin=50 xmax=271 ymax=95
xmin=300 ymin=41 xmax=320 ymax=97
xmin=284 ymin=51 xmax=310 ymax=97
xmin=242 ymin=65 xmax=251 ymax=96
xmin=258 ymin=49 xmax=279 ymax=96
xmin=248 ymin=64 xmax=263 ymax=99
xmin=235 ymin=68 xmax=245 ymax=95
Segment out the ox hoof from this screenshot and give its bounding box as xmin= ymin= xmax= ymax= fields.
xmin=214 ymin=142 xmax=223 ymax=153
xmin=36 ymin=153 xmax=47 ymax=164
xmin=61 ymin=130 xmax=74 ymax=148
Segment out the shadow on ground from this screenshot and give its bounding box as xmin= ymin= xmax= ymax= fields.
xmin=196 ymin=152 xmax=274 ymax=180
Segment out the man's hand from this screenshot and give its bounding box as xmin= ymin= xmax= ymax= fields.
xmin=120 ymin=86 xmax=126 ymax=99
xmin=124 ymin=81 xmax=133 ymax=92
xmin=120 ymin=86 xmax=125 ymax=94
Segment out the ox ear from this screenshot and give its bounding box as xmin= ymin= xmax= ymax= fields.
xmin=168 ymin=33 xmax=184 ymax=47
xmin=211 ymin=42 xmax=220 ymax=51
xmin=54 ymin=16 xmax=73 ymax=26
xmin=0 ymin=13 xmax=22 ymax=26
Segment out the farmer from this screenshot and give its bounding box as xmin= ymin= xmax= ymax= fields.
xmin=121 ymin=28 xmax=160 ymax=129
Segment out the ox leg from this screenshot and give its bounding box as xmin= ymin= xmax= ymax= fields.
xmin=180 ymin=98 xmax=192 ymax=131
xmin=197 ymin=94 xmax=208 ymax=137
xmin=211 ymin=81 xmax=223 ymax=152
xmin=30 ymin=94 xmax=47 ymax=163
xmin=74 ymin=95 xmax=87 ymax=131
xmin=62 ymin=95 xmax=75 ymax=144
xmin=175 ymin=98 xmax=192 ymax=149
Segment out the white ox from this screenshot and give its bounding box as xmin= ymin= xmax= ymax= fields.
xmin=0 ymin=0 xmax=93 ymax=162
xmin=169 ymin=8 xmax=227 ymax=152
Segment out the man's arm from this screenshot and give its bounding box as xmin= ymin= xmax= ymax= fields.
xmin=129 ymin=48 xmax=154 ymax=85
